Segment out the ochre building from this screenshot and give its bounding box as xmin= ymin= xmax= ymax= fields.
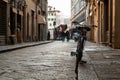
xmin=0 ymin=0 xmax=48 ymax=45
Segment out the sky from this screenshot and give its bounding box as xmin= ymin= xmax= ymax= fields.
xmin=48 ymin=0 xmax=71 ymax=17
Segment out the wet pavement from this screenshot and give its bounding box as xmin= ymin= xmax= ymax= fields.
xmin=0 ymin=40 xmax=120 ymax=80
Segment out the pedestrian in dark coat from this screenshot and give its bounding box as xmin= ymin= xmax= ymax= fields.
xmin=66 ymin=31 xmax=70 ymax=42
xmin=61 ymin=31 xmax=66 ymax=42
xmin=47 ymin=31 xmax=50 ymax=40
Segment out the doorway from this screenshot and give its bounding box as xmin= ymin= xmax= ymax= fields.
xmin=38 ymin=24 xmax=41 ymax=41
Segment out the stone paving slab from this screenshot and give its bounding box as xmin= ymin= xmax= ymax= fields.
xmin=84 ymin=41 xmax=120 ymax=80
xmin=86 ymin=50 xmax=120 ymax=80
xmin=84 ymin=41 xmax=113 ymax=52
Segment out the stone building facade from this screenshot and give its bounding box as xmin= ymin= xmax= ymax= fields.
xmin=87 ymin=0 xmax=120 ymax=49
xmin=71 ymin=0 xmax=89 ymax=39
xmin=47 ymin=6 xmax=60 ymax=39
xmin=71 ymin=0 xmax=120 ymax=49
xmin=71 ymin=0 xmax=86 ymax=24
xmin=0 ymin=0 xmax=10 ymax=45
xmin=86 ymin=0 xmax=98 ymax=42
xmin=0 ymin=0 xmax=48 ymax=45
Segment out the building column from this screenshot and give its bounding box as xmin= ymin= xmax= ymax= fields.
xmin=0 ymin=1 xmax=9 ymax=45
xmin=101 ymin=0 xmax=109 ymax=45
xmin=108 ymin=0 xmax=113 ymax=47
xmin=98 ymin=0 xmax=101 ymax=45
xmin=23 ymin=7 xmax=27 ymax=42
xmin=113 ymin=0 xmax=120 ymax=48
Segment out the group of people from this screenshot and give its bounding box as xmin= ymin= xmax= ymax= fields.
xmin=47 ymin=29 xmax=70 ymax=42
xmin=61 ymin=30 xmax=70 ymax=42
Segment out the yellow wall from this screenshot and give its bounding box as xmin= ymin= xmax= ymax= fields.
xmin=113 ymin=0 xmax=120 ymax=48
xmin=26 ymin=0 xmax=37 ymax=40
xmin=93 ymin=0 xmax=98 ymax=43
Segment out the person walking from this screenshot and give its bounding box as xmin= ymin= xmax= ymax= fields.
xmin=66 ymin=30 xmax=70 ymax=42
xmin=61 ymin=31 xmax=66 ymax=42
xmin=47 ymin=31 xmax=50 ymax=40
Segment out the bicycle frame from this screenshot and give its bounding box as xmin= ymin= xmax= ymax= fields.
xmin=75 ymin=30 xmax=86 ymax=80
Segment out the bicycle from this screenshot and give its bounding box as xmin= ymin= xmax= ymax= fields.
xmin=74 ymin=28 xmax=87 ymax=80
xmin=71 ymin=21 xmax=91 ymax=80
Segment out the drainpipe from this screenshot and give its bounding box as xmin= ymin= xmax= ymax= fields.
xmin=98 ymin=0 xmax=100 ymax=45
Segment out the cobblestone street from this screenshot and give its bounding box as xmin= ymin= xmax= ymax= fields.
xmin=0 ymin=41 xmax=120 ymax=80
xmin=0 ymin=41 xmax=78 ymax=80
xmin=1 ymin=0 xmax=120 ymax=80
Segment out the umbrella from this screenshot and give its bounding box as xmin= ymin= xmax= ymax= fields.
xmin=72 ymin=21 xmax=91 ymax=31
xmin=77 ymin=26 xmax=91 ymax=31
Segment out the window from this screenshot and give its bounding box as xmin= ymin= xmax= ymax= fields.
xmin=48 ymin=18 xmax=50 ymax=21
xmin=51 ymin=13 xmax=53 ymax=16
xmin=49 ymin=8 xmax=51 ymax=11
xmin=50 ymin=23 xmax=52 ymax=26
xmin=10 ymin=0 xmax=15 ymax=7
xmin=51 ymin=18 xmax=54 ymax=21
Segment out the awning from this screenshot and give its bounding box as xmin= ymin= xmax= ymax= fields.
xmin=12 ymin=8 xmax=24 ymax=16
xmin=37 ymin=15 xmax=46 ymax=24
xmin=19 ymin=11 xmax=23 ymax=16
xmin=12 ymin=8 xmax=18 ymax=14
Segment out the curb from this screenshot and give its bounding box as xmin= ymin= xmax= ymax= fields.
xmin=0 ymin=41 xmax=53 ymax=53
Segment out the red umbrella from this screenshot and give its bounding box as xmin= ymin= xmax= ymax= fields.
xmin=60 ymin=24 xmax=67 ymax=31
